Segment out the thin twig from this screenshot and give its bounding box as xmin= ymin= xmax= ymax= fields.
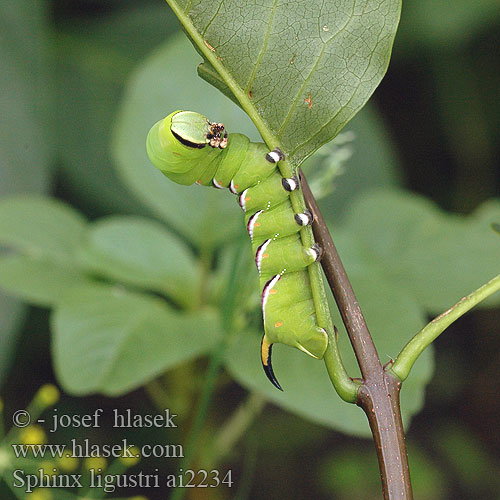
xmin=203 ymin=392 xmax=266 ymax=468
xmin=299 ymin=170 xmax=381 ymax=377
xmin=300 ymin=170 xmax=413 ymax=500
xmin=391 ymin=272 xmax=500 ymax=381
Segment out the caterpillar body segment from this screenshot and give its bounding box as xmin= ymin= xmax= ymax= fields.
xmin=147 ymin=110 xmax=329 ymax=390
xmin=246 ymin=205 xmax=311 ymax=244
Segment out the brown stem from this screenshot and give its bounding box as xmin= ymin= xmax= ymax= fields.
xmin=300 ymin=170 xmax=413 ymax=500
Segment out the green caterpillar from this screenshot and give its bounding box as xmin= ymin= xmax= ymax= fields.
xmin=147 ymin=110 xmax=329 ymax=390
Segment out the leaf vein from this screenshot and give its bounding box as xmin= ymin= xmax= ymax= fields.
xmin=201 ymin=0 xmax=225 ymax=38
xmin=289 ymin=14 xmax=389 ymax=157
xmin=244 ymin=0 xmax=279 ymax=94
xmin=276 ymin=1 xmax=358 ymax=139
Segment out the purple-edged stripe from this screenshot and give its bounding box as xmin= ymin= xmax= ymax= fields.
xmin=212 ymin=178 xmax=224 ymax=189
xmin=238 ymin=188 xmax=249 ymax=211
xmin=255 ymin=239 xmax=271 ymax=275
xmin=246 ymin=210 xmax=263 ymax=241
xmin=261 ymin=274 xmax=281 ymax=322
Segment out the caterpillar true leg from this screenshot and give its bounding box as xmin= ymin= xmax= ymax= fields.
xmin=147 ymin=110 xmax=329 ymax=391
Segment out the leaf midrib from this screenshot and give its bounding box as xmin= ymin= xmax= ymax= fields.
xmin=166 ymin=0 xmax=284 ymax=155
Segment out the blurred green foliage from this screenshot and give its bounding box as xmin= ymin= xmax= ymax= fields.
xmin=0 ymin=1 xmax=499 ymax=499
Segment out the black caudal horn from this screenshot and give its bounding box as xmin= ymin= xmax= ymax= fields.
xmin=261 ymin=335 xmax=283 ymax=391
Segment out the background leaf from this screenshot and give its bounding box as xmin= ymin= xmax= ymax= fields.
xmin=0 ymin=197 xmax=94 ymax=306
xmin=0 ymin=197 xmax=86 ymax=264
xmin=77 ymin=216 xmax=200 ymax=308
xmin=0 ymin=255 xmax=95 ymax=307
xmin=339 ymin=189 xmax=500 ymax=313
xmin=52 ymin=284 xmax=221 ymax=395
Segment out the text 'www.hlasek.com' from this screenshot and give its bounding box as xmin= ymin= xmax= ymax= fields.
xmin=8 ymin=407 xmax=233 ymax=494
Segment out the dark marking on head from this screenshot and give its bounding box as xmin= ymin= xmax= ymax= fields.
xmin=261 ymin=335 xmax=283 ymax=391
xmin=171 ymin=130 xmax=207 ymax=149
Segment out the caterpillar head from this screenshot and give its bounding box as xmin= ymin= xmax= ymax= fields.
xmin=147 ymin=110 xmax=229 ymax=185
xmin=171 ymin=111 xmax=227 ymax=149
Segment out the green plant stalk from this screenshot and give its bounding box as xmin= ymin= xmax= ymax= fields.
xmin=391 ymin=272 xmax=500 ymax=381
xmin=168 ymin=241 xmax=249 ymax=500
xmin=323 ymin=327 xmax=360 ymax=403
xmin=168 ymin=348 xmax=224 ymax=500
xmin=145 ymin=379 xmax=171 ymax=410
xmin=289 ymin=161 xmax=357 ymax=402
xmin=203 ymin=392 xmax=266 ymax=468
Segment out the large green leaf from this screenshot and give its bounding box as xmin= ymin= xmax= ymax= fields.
xmin=77 ymin=216 xmax=200 ymax=308
xmin=339 ymin=189 xmax=500 ymax=313
xmin=0 ymin=197 xmax=93 ymax=307
xmin=52 ymin=284 xmax=221 ymax=395
xmin=0 ymin=255 xmax=95 ymax=307
xmin=167 ymin=0 xmax=401 ymax=165
xmin=0 ymin=197 xmax=87 ymax=265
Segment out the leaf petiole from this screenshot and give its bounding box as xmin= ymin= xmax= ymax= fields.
xmin=390 ymin=272 xmax=500 ymax=381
